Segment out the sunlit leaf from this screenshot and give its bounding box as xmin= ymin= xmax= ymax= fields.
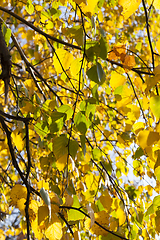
xmin=26 ymin=0 xmax=34 ymax=14
xmin=110 ymin=72 xmax=126 ymax=90
xmin=138 ymin=130 xmax=160 ymax=149
xmin=119 ymin=0 xmax=141 ymax=19
xmin=155 ymin=166 xmax=160 ymax=181
xmin=53 ymin=49 xmax=74 ymax=75
xmin=74 ymin=112 xmax=89 ymax=134
xmin=11 ymin=129 xmax=25 ymax=152
xmin=68 ymin=195 xmax=85 ymax=221
xmin=153 ymin=0 xmax=160 ymax=10
xmin=58 ymin=105 xmax=73 ymax=120
xmin=2 ymin=25 xmax=11 ymax=47
xmin=150 ymin=96 xmax=160 ymax=119
xmin=116 ymin=208 xmax=126 ymax=226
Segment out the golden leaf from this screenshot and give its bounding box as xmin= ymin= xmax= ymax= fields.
xmin=119 ymin=0 xmax=141 ymax=19
xmin=110 ymin=72 xmax=126 ymax=90
xmin=10 ymin=184 xmax=27 ymax=206
xmin=53 ymin=49 xmax=74 ymax=75
xmin=45 ymin=213 xmax=62 ymax=240
xmin=123 ymin=55 xmax=136 ymax=70
xmin=11 ymin=129 xmax=25 ymax=152
xmin=116 ymin=208 xmax=126 ymax=226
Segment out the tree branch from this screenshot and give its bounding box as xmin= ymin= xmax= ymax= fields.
xmin=0 ymin=6 xmax=82 ymax=50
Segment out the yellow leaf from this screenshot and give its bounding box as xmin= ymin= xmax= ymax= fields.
xmin=53 ymin=49 xmax=74 ymax=75
xmin=16 ymin=198 xmax=26 ymax=215
xmin=21 ymin=101 xmax=34 ymax=114
xmin=100 ymin=190 xmax=112 ymax=212
xmin=82 ymin=0 xmax=99 ymax=15
xmin=110 ymin=72 xmax=126 ymax=90
xmin=70 ymin=58 xmax=82 ymax=78
xmin=153 ymin=0 xmax=160 ymax=10
xmin=119 ymin=0 xmax=141 ymax=19
xmin=56 ymin=153 xmax=68 ymax=171
xmin=53 ymin=135 xmax=68 ymax=171
xmin=31 ymin=217 xmax=43 ymax=239
xmin=84 ymin=174 xmax=99 ymax=191
xmin=11 ymin=129 xmax=25 ymax=152
xmin=10 ymin=184 xmax=27 ymax=206
xmin=37 ymin=180 xmax=49 ymax=191
xmin=29 ymin=200 xmax=38 ymax=221
xmin=0 ymin=230 xmax=5 ymax=240
xmin=138 ymin=130 xmax=160 ymax=149
xmin=155 ymin=166 xmax=160 ymax=181
xmin=116 ymin=208 xmax=126 ymax=226
xmin=133 ymin=122 xmax=145 ymax=135
xmin=156 ymin=39 xmax=160 ymax=55
xmin=127 ymin=104 xmax=140 ymax=121
xmin=35 ymin=5 xmax=43 ymax=11
xmin=25 ymin=79 xmax=36 ymax=97
xmin=45 ymin=213 xmax=62 ymax=240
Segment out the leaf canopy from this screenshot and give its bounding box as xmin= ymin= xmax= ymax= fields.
xmin=1 ymin=0 xmax=160 ymax=239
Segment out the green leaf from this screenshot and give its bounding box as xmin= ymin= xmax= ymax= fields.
xmin=133 ymin=147 xmax=144 ymax=159
xmin=92 ymin=148 xmax=102 ymax=161
xmin=80 ymin=134 xmax=86 ymax=155
xmin=153 ymin=195 xmax=160 ymax=211
xmin=53 ymin=135 xmax=68 ymax=159
xmin=69 ymin=140 xmax=79 ymax=159
xmin=49 ymin=183 xmax=61 ymax=195
xmin=58 ymin=105 xmax=73 ymax=120
xmin=145 ymin=204 xmax=154 ymax=216
xmin=102 ymin=161 xmax=112 ymax=175
xmin=96 ymin=199 xmax=105 ymax=211
xmin=114 ymin=85 xmax=123 ymax=95
xmin=86 ymin=102 xmax=96 ymax=120
xmin=68 ymin=196 xmax=85 ymax=221
xmin=49 ymin=112 xmax=66 ymax=133
xmin=96 ymin=62 xmax=105 ymax=84
xmin=92 ymin=84 xmax=99 ymax=103
xmin=26 ymin=0 xmax=34 ymax=14
xmin=4 ymin=28 xmax=11 ymax=47
xmin=155 ymin=166 xmax=160 ymax=181
xmin=150 ymin=96 xmax=160 ymax=118
xmin=42 ymin=99 xmax=56 ymax=112
xmin=87 ymin=62 xmax=105 ymax=85
xmin=99 ymin=38 xmax=107 ymax=59
xmin=74 ymin=112 xmax=89 ymax=134
xmin=34 ymin=121 xmax=48 ymax=139
xmin=66 ymin=26 xmax=84 ymax=46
